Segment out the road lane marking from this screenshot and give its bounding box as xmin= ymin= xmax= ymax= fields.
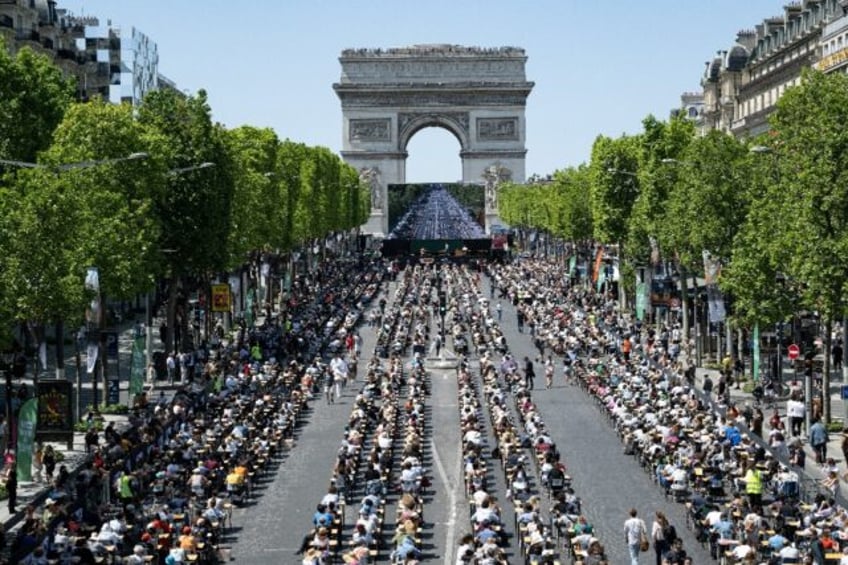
xmin=432 ymin=438 xmax=458 ymax=565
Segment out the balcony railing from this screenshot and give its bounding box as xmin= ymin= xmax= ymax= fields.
xmin=15 ymin=29 xmax=40 ymax=42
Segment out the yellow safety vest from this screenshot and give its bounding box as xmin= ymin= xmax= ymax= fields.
xmin=745 ymin=469 xmax=762 ymax=495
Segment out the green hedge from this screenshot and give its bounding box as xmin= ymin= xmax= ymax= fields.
xmin=74 ymin=420 xmax=103 ymax=433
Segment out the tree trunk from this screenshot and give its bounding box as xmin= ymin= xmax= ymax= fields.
xmin=824 ymin=317 xmax=832 ymax=424
xmin=167 ymin=278 xmax=179 ymax=354
xmin=843 ymin=315 xmax=848 ymax=384
xmin=55 ymin=319 xmax=64 ymax=380
xmin=679 ymin=265 xmax=690 ymax=362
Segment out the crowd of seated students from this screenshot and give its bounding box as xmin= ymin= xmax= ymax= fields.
xmin=297 ymin=266 xmax=437 ymax=565
xmin=8 ymin=258 xmax=385 ymax=564
xmin=487 ymin=256 xmax=848 ymax=565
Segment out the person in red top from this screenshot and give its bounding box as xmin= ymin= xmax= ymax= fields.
xmin=820 ymin=528 xmax=838 ymax=552
xmin=621 ymin=337 xmax=632 ymax=363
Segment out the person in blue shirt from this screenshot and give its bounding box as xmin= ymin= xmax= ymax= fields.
xmin=312 ymin=504 xmax=333 ymax=528
xmin=724 ymin=424 xmax=742 ymax=447
xmin=767 ymin=532 xmax=789 ymax=551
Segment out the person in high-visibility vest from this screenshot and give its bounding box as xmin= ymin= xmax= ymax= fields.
xmin=744 ymin=462 xmax=763 ymax=510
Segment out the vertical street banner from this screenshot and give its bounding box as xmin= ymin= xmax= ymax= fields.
xmin=753 ymin=323 xmax=760 ymax=382
xmin=16 ymin=398 xmax=37 ymax=482
xmin=591 ymin=247 xmax=604 ymax=284
xmin=211 ymin=283 xmax=231 ymax=313
xmin=130 ymin=336 xmax=145 ymax=396
xmin=635 ymin=282 xmax=647 ymax=321
xmin=86 ymin=342 xmax=98 ymax=374
xmin=702 ymin=250 xmax=726 ymax=323
xmin=568 ymin=256 xmax=577 ymax=277
xmin=245 ymin=290 xmax=255 ymax=328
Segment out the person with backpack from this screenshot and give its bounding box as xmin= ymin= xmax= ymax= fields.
xmin=651 ymin=511 xmax=676 ymax=565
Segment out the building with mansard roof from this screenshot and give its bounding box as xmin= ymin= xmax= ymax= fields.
xmin=683 ymin=0 xmax=847 ymax=138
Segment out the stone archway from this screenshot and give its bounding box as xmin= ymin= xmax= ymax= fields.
xmin=334 ymin=45 xmax=534 ymax=235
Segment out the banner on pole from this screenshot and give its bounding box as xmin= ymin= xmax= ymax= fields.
xmin=753 ymin=323 xmax=760 ymax=382
xmin=16 ymin=398 xmax=37 ymax=482
xmin=703 ymin=250 xmax=727 ymax=323
xmin=210 ymin=284 xmax=231 ymax=313
xmin=635 ymin=282 xmax=647 ymax=321
xmin=130 ymin=336 xmax=145 ymax=396
xmin=86 ymin=342 xmax=98 ymax=374
xmin=591 ymin=248 xmax=603 ymax=284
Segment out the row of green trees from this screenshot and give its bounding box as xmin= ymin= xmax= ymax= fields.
xmin=499 ymin=69 xmax=848 ymax=421
xmin=0 ymin=42 xmax=370 ymax=351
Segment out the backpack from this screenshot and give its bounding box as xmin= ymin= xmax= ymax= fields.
xmin=663 ymin=524 xmax=677 ymax=543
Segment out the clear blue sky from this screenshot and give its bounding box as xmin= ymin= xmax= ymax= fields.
xmin=61 ymin=0 xmax=784 ymax=182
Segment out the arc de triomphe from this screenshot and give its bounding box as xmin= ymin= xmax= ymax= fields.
xmin=334 ymin=45 xmax=534 ymax=235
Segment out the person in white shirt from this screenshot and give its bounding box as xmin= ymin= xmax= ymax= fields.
xmin=786 ymin=397 xmax=805 ymax=437
xmin=330 ymin=354 xmax=348 ymax=398
xmin=623 ymin=508 xmax=647 ymax=565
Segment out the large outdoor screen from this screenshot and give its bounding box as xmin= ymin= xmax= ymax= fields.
xmin=387 ymin=183 xmax=485 ymax=240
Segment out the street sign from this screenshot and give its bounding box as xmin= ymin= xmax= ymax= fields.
xmin=788 ymin=343 xmax=800 ymax=361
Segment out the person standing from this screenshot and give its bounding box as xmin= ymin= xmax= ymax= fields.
xmin=43 ymin=445 xmax=56 ymax=484
xmin=496 ymin=302 xmax=502 ymax=321
xmin=524 ymin=357 xmax=535 ymax=391
xmin=786 ymin=393 xmax=806 ymax=437
xmin=7 ymin=468 xmax=17 ymax=513
xmin=810 ymin=417 xmax=829 ymax=465
xmin=744 ymin=461 xmax=764 ymax=511
xmin=624 ymin=508 xmax=647 ymax=565
xmin=651 ymin=511 xmax=674 ymax=565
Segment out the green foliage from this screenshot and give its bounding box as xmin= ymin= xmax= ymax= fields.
xmin=225 ymin=126 xmax=283 ymax=264
xmin=137 ymin=89 xmax=234 ymax=278
xmin=44 ymin=100 xmax=161 ymax=300
xmin=626 ymin=115 xmax=694 ymax=265
xmin=0 ymin=40 xmax=75 ymax=162
xmin=663 ymin=130 xmax=751 ymax=269
xmin=74 ymin=420 xmax=101 ymax=432
xmin=99 ymin=403 xmax=129 ymax=415
xmin=589 ymin=134 xmax=640 ymax=243
xmin=768 ymin=69 xmax=848 ymax=319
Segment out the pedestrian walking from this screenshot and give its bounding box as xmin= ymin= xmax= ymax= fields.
xmin=651 ymin=511 xmax=675 ymax=565
xmin=624 ymin=508 xmax=648 ymax=565
xmin=524 ymin=356 xmax=535 ymax=390
xmin=496 ymin=302 xmax=502 ymax=321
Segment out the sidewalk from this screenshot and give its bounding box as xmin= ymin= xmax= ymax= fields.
xmin=0 ymin=316 xmax=171 ymax=533
xmin=693 ymin=365 xmax=847 ymax=495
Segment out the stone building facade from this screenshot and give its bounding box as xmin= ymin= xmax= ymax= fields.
xmin=0 ymin=0 xmax=169 ymax=105
xmin=694 ymin=0 xmax=847 ymax=138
